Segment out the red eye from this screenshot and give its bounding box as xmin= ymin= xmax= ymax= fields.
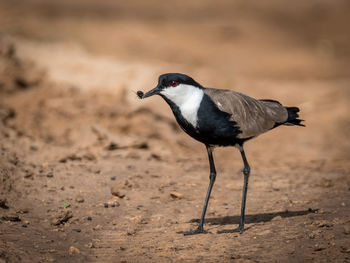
xmin=171 ymin=81 xmax=179 ymax=87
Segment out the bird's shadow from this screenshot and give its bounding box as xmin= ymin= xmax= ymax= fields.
xmin=189 ymin=208 xmax=318 ymax=226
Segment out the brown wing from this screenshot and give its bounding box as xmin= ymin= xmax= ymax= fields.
xmin=204 ymin=88 xmax=288 ymax=138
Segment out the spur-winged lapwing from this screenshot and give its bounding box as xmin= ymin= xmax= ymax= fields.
xmin=137 ymin=73 xmax=304 ymax=235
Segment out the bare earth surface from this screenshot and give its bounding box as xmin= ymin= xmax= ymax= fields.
xmin=0 ymin=1 xmax=350 ymax=262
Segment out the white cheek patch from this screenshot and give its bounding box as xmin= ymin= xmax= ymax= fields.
xmin=160 ymin=84 xmax=204 ymax=128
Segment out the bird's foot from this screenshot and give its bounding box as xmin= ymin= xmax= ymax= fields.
xmin=183 ymin=226 xmax=207 ymax=236
xmin=217 ymin=225 xmax=244 ymax=234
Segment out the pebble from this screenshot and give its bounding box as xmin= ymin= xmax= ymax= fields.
xmin=16 ymin=208 xmax=29 ymax=214
xmin=104 ymin=203 xmax=109 ymax=208
xmin=83 ymin=152 xmax=96 ymax=161
xmin=170 ymin=192 xmax=184 ymax=199
xmin=24 ymin=169 xmax=33 ymax=179
xmin=107 ymin=200 xmax=120 ymax=207
xmin=87 ymin=216 xmax=92 ymax=221
xmin=344 ymin=225 xmax=350 ymax=235
xmin=111 ymin=185 xmax=126 ymax=198
xmin=340 ymin=246 xmax=350 ymax=253
xmin=69 ymin=246 xmax=80 ymax=255
xmin=51 ymin=210 xmax=73 ymax=226
xmin=73 ymin=228 xmax=81 ymax=233
xmin=308 ymin=230 xmax=321 ymax=239
xmin=46 ymin=172 xmax=54 ymax=178
xmin=93 ymin=225 xmax=102 ymax=230
xmin=315 ymin=220 xmax=333 ymax=228
xmin=30 ymin=144 xmax=38 ymax=151
xmin=2 ymin=214 xmax=21 ymax=222
xmin=87 ymin=242 xmax=95 ymax=249
xmin=75 ymin=196 xmax=85 ymax=203
xmin=110 ymin=176 xmax=116 ymax=181
xmin=314 ymin=244 xmax=326 ymax=251
xmin=271 ymin=215 xmax=282 ymax=221
xmin=0 ymin=198 xmax=9 ymax=209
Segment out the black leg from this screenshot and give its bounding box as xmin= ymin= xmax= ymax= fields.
xmin=184 ymin=145 xmax=216 ymax=235
xmin=218 ymin=145 xmax=250 ymax=234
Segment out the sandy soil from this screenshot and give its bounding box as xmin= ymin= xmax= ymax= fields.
xmin=0 ymin=1 xmax=350 ymax=262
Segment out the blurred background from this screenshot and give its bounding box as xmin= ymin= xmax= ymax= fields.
xmin=1 ymin=0 xmax=349 ymax=159
xmin=1 ymin=0 xmax=350 ymax=262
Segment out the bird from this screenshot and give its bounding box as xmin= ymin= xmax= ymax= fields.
xmin=137 ymin=73 xmax=304 ymax=235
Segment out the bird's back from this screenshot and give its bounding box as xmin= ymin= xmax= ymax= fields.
xmin=203 ymin=88 xmax=289 ymax=139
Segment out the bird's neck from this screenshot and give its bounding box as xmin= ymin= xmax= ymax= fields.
xmin=160 ymin=84 xmax=204 ymax=128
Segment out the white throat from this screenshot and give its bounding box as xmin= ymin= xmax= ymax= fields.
xmin=160 ymin=84 xmax=204 ymax=128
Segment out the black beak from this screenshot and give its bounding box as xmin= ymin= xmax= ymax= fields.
xmin=142 ymin=85 xmax=161 ymax=99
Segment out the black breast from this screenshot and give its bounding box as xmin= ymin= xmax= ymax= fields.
xmin=196 ymin=94 xmax=243 ymax=146
xmin=163 ymin=94 xmax=245 ymax=146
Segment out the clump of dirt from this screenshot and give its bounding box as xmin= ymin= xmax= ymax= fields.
xmin=0 ymin=37 xmax=44 ymax=93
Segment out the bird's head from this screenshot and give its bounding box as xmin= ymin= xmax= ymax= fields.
xmin=138 ymin=73 xmax=202 ymax=101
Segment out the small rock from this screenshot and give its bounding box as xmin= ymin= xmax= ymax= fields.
xmin=170 ymin=192 xmax=184 ymax=199
xmin=125 ymin=151 xmax=140 ymax=159
xmin=0 ymin=198 xmax=9 ymax=209
xmin=315 ymin=220 xmax=333 ymax=228
xmin=111 ymin=185 xmax=126 ymax=198
xmin=24 ymin=169 xmax=34 ymax=179
xmin=83 ymin=152 xmax=96 ymax=161
xmin=59 ymin=153 xmax=82 ymax=163
xmin=110 ymin=176 xmax=116 ymax=181
xmin=309 ymin=230 xmax=321 ymax=239
xmin=314 ymin=244 xmax=327 ymax=251
xmin=343 ymin=225 xmax=350 ymax=235
xmin=104 ymin=203 xmax=109 ymax=208
xmin=150 ymin=153 xmax=161 ymax=161
xmin=340 ymin=246 xmax=350 ymax=253
xmin=51 ymin=210 xmax=73 ymax=226
xmin=127 ymin=229 xmax=136 ymax=235
xmin=46 ymin=172 xmax=54 ymax=178
xmin=87 ymin=242 xmax=95 ymax=248
xmin=69 ymin=246 xmax=80 ymax=255
xmin=316 ymin=178 xmax=334 ymax=188
xmin=75 ymin=196 xmax=84 ymax=203
xmin=139 ymin=218 xmax=148 ymax=225
xmin=2 ymin=214 xmax=21 ymax=222
xmin=73 ymin=228 xmax=81 ymax=233
xmin=93 ymin=225 xmax=102 ymax=230
xmin=106 ymin=142 xmax=119 ymax=151
xmin=271 ymin=215 xmax=282 ymax=221
xmin=16 ymin=208 xmax=29 ymax=214
xmin=87 ymin=216 xmax=92 ymax=221
xmin=107 ymin=200 xmax=120 ymax=207
xmin=30 ymin=144 xmax=38 ymax=151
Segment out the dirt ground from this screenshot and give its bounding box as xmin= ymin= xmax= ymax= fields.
xmin=1 ymin=1 xmax=350 ymax=262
